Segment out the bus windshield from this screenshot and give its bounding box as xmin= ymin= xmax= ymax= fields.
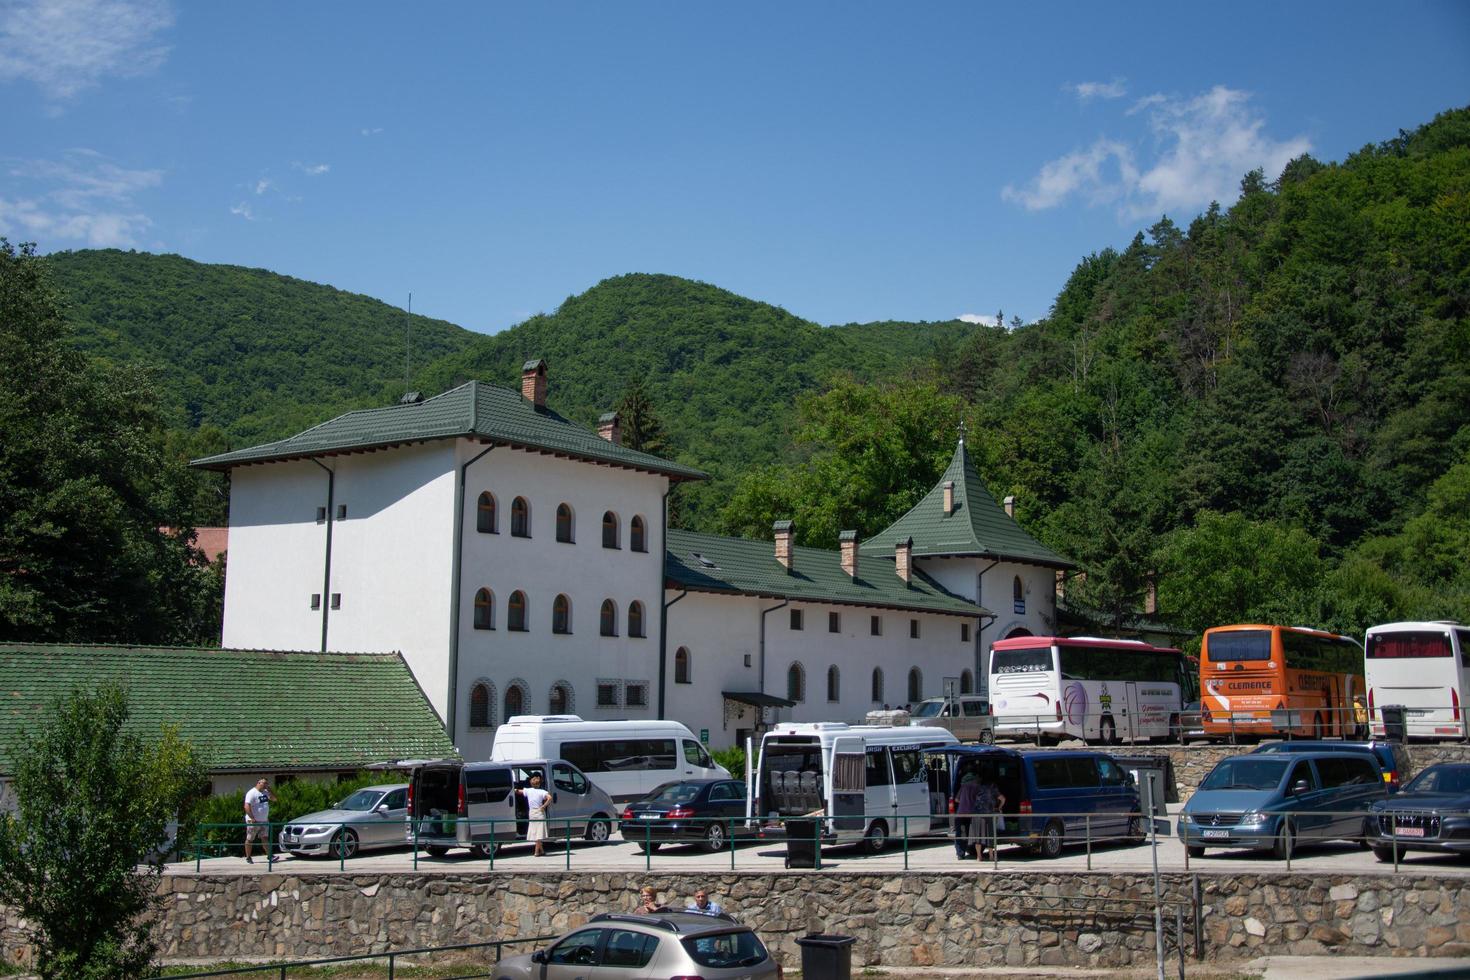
xmin=1207 ymin=630 xmax=1271 ymax=662
xmin=993 ymin=648 xmax=1053 ymax=674
xmin=1368 ymin=631 xmax=1451 ymax=659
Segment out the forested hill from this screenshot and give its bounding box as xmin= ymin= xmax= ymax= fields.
xmin=41 ymin=250 xmax=480 ymax=442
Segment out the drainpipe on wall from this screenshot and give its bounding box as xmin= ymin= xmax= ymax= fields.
xmin=656 ymin=485 xmax=674 ymax=719
xmin=758 ymin=597 xmax=790 ymax=701
xmin=659 ymin=585 xmax=688 ymax=720
xmin=446 ymin=442 xmax=497 ymax=744
xmin=309 ymin=458 xmax=335 ymax=652
xmin=975 ymin=559 xmax=1000 ymax=694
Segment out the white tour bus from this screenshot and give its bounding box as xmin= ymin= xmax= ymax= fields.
xmin=752 ymin=722 xmax=959 ymax=853
xmin=1365 ymin=621 xmax=1470 ymax=740
xmin=490 ymin=716 xmax=728 ymax=802
xmin=989 ymin=635 xmax=1187 ymax=744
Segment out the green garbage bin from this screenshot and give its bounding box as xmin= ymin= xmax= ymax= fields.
xmin=795 ymin=933 xmax=854 ymax=980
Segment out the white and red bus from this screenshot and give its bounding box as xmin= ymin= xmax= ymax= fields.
xmin=988 ymin=635 xmax=1188 ymax=744
xmin=1365 ymin=621 xmax=1470 ymax=740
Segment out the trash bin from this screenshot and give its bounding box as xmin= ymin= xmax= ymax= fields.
xmin=795 ymin=933 xmax=855 ymax=980
xmin=1381 ymin=705 xmax=1408 ymax=743
xmin=783 ymin=818 xmax=820 ymax=869
xmin=1112 ymin=755 xmax=1176 ymax=814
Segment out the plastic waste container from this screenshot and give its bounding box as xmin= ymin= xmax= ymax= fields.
xmin=1381 ymin=705 xmax=1408 ymax=743
xmin=1112 ymin=755 xmax=1175 ymax=814
xmin=795 ymin=933 xmax=855 ymax=980
xmin=783 ymin=818 xmax=820 ymax=869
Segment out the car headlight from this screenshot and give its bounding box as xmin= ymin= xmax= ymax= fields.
xmin=1238 ymin=811 xmax=1269 ymax=828
xmin=304 ymin=825 xmax=330 ymax=835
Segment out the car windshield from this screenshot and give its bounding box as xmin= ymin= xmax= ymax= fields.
xmin=911 ymin=700 xmax=945 ymax=718
xmin=1403 ymin=765 xmax=1470 ymax=795
xmin=1199 ymin=757 xmax=1290 ymax=792
xmin=681 ymin=930 xmax=768 ymax=969
xmin=337 ymin=790 xmax=383 ymax=811
xmin=649 ymin=783 xmax=702 ymax=804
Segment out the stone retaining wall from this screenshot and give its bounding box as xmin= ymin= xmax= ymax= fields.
xmin=7 ymin=870 xmax=1470 ymax=971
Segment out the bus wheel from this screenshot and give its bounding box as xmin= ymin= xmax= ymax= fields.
xmin=864 ymin=821 xmax=889 ymax=854
xmin=1099 ymin=717 xmax=1117 ymax=746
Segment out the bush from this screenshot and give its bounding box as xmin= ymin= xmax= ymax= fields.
xmin=711 ymin=745 xmax=747 ymax=780
xmin=189 ymin=772 xmax=389 ymax=854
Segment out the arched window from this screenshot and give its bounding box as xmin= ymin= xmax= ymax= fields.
xmin=627 ymin=600 xmax=645 ymax=638
xmin=511 ymin=497 xmax=530 ymax=537
xmin=552 ymin=594 xmax=571 ymax=634
xmin=674 ymin=647 xmax=691 ymax=684
xmin=504 ymin=683 xmax=525 ymax=719
xmin=787 ymin=662 xmax=805 ymax=703
xmin=630 ymin=515 xmax=647 ymax=553
xmin=508 ymin=591 xmax=527 ymax=631
xmin=827 ymin=665 xmax=840 ymax=702
xmin=960 ymin=669 xmax=974 ymax=694
xmin=908 ymin=667 xmax=923 ymax=704
xmin=473 ymin=588 xmax=495 ymax=630
xmin=469 ymin=682 xmax=492 ymax=728
xmin=600 ymin=599 xmax=618 ymax=636
xmin=1013 ymin=575 xmax=1025 ymax=614
xmin=871 ymin=667 xmax=884 ymax=703
xmin=602 ymin=511 xmax=620 ymax=549
xmin=548 ymin=682 xmax=572 ymax=714
xmin=476 ymin=492 xmax=497 ymax=533
xmin=556 ymin=503 xmax=574 ymax=543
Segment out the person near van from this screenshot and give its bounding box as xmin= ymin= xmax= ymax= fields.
xmin=517 ymin=772 xmax=552 ymax=856
xmin=971 ymin=777 xmax=1006 ymax=861
xmin=243 ymin=778 xmax=275 ymax=864
xmin=953 ymin=770 xmax=979 ymax=859
xmin=686 ymin=888 xmax=724 ymax=915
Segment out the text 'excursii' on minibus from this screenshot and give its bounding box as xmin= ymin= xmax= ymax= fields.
xmin=988 ymin=635 xmax=1188 ymax=744
xmin=1365 ymin=621 xmax=1470 ymax=740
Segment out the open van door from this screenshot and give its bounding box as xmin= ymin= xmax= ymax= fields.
xmin=830 ymin=736 xmax=866 ymax=832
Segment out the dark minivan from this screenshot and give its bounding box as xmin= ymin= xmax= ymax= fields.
xmin=925 ymin=747 xmax=1144 ymax=858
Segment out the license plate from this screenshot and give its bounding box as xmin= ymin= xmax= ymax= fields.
xmin=1201 ymin=830 xmax=1230 ymax=839
xmin=1395 ymin=826 xmax=1425 ymax=837
xmin=640 ymin=813 xmax=661 ymax=819
xmin=1409 ymin=709 xmax=1430 ymax=717
xmin=282 ymin=835 xmax=298 ymax=843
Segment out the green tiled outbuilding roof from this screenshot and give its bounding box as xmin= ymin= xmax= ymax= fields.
xmin=860 ymin=440 xmax=1075 ymax=569
xmin=191 ymin=380 xmax=706 ymax=481
xmin=0 ymin=644 xmax=455 ymax=776
xmin=665 ymin=529 xmax=987 ymax=618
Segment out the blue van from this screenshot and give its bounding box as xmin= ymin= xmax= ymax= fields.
xmin=926 ymin=747 xmax=1144 ymax=858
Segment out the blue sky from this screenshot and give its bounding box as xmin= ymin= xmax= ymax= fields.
xmin=3 ymin=2 xmax=1468 ymax=333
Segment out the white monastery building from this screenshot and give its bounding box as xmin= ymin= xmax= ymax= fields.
xmin=197 ymin=361 xmax=1073 ymax=755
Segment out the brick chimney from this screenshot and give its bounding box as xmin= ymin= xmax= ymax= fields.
xmin=1003 ymin=494 xmax=1016 ymax=518
xmin=597 ymin=411 xmax=621 ymax=445
xmin=942 ymin=481 xmax=955 ymax=516
xmin=895 ymin=536 xmax=912 ymax=585
xmin=773 ymin=520 xmax=794 ymax=572
xmin=521 ymin=359 xmax=548 ymax=409
xmin=1055 ymin=569 xmax=1066 ymax=601
xmin=839 ymin=530 xmax=858 ymax=579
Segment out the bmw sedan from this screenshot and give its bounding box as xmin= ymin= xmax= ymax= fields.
xmin=278 ymin=784 xmax=408 ymax=859
xmin=1370 ymin=763 xmax=1470 ymax=862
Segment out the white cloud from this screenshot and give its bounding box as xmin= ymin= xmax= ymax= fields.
xmin=253 ymin=177 xmax=272 ymax=195
xmin=229 ymin=201 xmax=254 ymax=221
xmin=293 ymin=161 xmax=330 ymax=176
xmin=0 ymin=0 xmax=174 ymax=102
xmin=1069 ymin=79 xmax=1126 ymax=102
xmin=0 ymin=149 xmax=160 ymax=246
xmin=360 ymin=127 xmax=383 ymax=137
xmin=1004 ymin=86 xmax=1310 ymax=220
xmin=957 ymin=313 xmax=998 ymax=326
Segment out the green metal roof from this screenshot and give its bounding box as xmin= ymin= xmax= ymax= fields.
xmin=0 ymin=644 xmax=456 ymax=776
xmin=191 ymin=380 xmax=707 ymax=481
xmin=665 ymin=528 xmax=987 ymax=618
xmin=859 ymin=439 xmax=1075 ymax=569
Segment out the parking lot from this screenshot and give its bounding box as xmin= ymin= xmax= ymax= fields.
xmin=167 ymin=804 xmax=1470 ymax=878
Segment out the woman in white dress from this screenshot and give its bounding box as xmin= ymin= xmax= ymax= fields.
xmin=518 ymin=772 xmax=552 ymax=856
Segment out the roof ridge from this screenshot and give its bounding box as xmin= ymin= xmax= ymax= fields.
xmin=0 ymin=642 xmax=406 ymax=658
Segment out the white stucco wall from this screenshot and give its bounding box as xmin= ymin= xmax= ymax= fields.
xmin=914 ymin=556 xmax=1058 ymax=693
xmin=454 ymin=446 xmax=669 ymax=761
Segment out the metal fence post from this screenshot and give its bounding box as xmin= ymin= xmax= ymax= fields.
xmin=339 ymin=823 xmax=346 ymax=872
xmin=413 ymin=817 xmax=419 ymax=871
xmin=1392 ymin=813 xmax=1399 ymax=873
xmin=1086 ymin=814 xmax=1092 ymax=871
xmin=644 ymin=821 xmax=651 ymax=872
xmin=729 ymin=818 xmax=736 ymax=871
xmin=195 ymin=831 xmax=202 ymax=874
xmin=565 ymin=817 xmax=572 ymax=871
xmin=488 ymin=820 xmax=495 ymax=870
xmin=388 ymin=952 xmax=395 ymax=980
xmin=814 ymin=819 xmax=822 ymax=870
xmin=1284 ymin=812 xmax=1292 ymax=872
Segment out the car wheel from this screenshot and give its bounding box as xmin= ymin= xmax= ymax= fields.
xmin=1372 ymin=844 xmax=1395 ymax=863
xmin=1040 ymin=820 xmax=1064 ymax=859
xmin=425 ymin=845 xmax=450 ymax=858
xmin=1186 ymin=845 xmax=1206 ymax=859
xmin=332 ymin=829 xmax=358 ymax=860
xmin=1099 ymin=717 xmax=1116 ymax=746
xmin=1272 ymin=819 xmax=1296 ymax=860
xmin=471 ymin=842 xmax=498 ymax=859
xmin=864 ymin=820 xmax=888 ymax=854
xmin=584 ymin=818 xmax=612 ymax=844
xmin=640 ymin=841 xmax=660 ymax=854
xmin=979 ymin=728 xmax=994 ymax=745
xmin=704 ymin=822 xmax=727 ymax=852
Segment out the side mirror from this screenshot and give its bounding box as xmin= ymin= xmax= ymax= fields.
xmin=1291 ymin=779 xmax=1310 ymax=796
xmin=531 ymin=950 xmax=547 ymax=964
xmin=377 ymin=804 xmax=391 ymax=814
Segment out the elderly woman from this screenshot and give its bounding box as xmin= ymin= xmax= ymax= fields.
xmin=970 ymin=776 xmax=1006 ymax=860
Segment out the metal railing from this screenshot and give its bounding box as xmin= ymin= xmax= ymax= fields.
xmin=163 ymin=935 xmax=557 ymax=979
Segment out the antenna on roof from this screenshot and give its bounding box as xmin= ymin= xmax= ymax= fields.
xmin=405 ymin=292 xmax=412 ymax=386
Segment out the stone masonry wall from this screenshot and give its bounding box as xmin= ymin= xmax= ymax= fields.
xmin=7 ymin=870 xmax=1469 ymax=971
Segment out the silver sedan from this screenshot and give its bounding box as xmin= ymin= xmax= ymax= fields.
xmin=278 ymin=784 xmax=409 ymax=859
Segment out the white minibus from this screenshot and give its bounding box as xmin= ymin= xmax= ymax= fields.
xmin=1365 ymin=621 xmax=1470 ymax=740
xmin=752 ymin=722 xmax=959 ymax=853
xmin=490 ymin=716 xmax=728 ymax=802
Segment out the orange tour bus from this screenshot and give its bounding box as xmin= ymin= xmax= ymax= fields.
xmin=1200 ymin=624 xmax=1366 ymax=740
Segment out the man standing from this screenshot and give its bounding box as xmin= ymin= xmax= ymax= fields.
xmin=686 ymin=888 xmax=724 ymax=915
xmin=243 ymin=778 xmax=275 ymax=865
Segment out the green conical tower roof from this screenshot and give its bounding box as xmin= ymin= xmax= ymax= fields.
xmin=859 ymin=438 xmax=1074 ymax=568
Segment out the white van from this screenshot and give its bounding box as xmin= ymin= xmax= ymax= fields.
xmin=490 ymin=715 xmax=728 ymax=803
xmin=752 ymin=722 xmax=960 ymax=853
